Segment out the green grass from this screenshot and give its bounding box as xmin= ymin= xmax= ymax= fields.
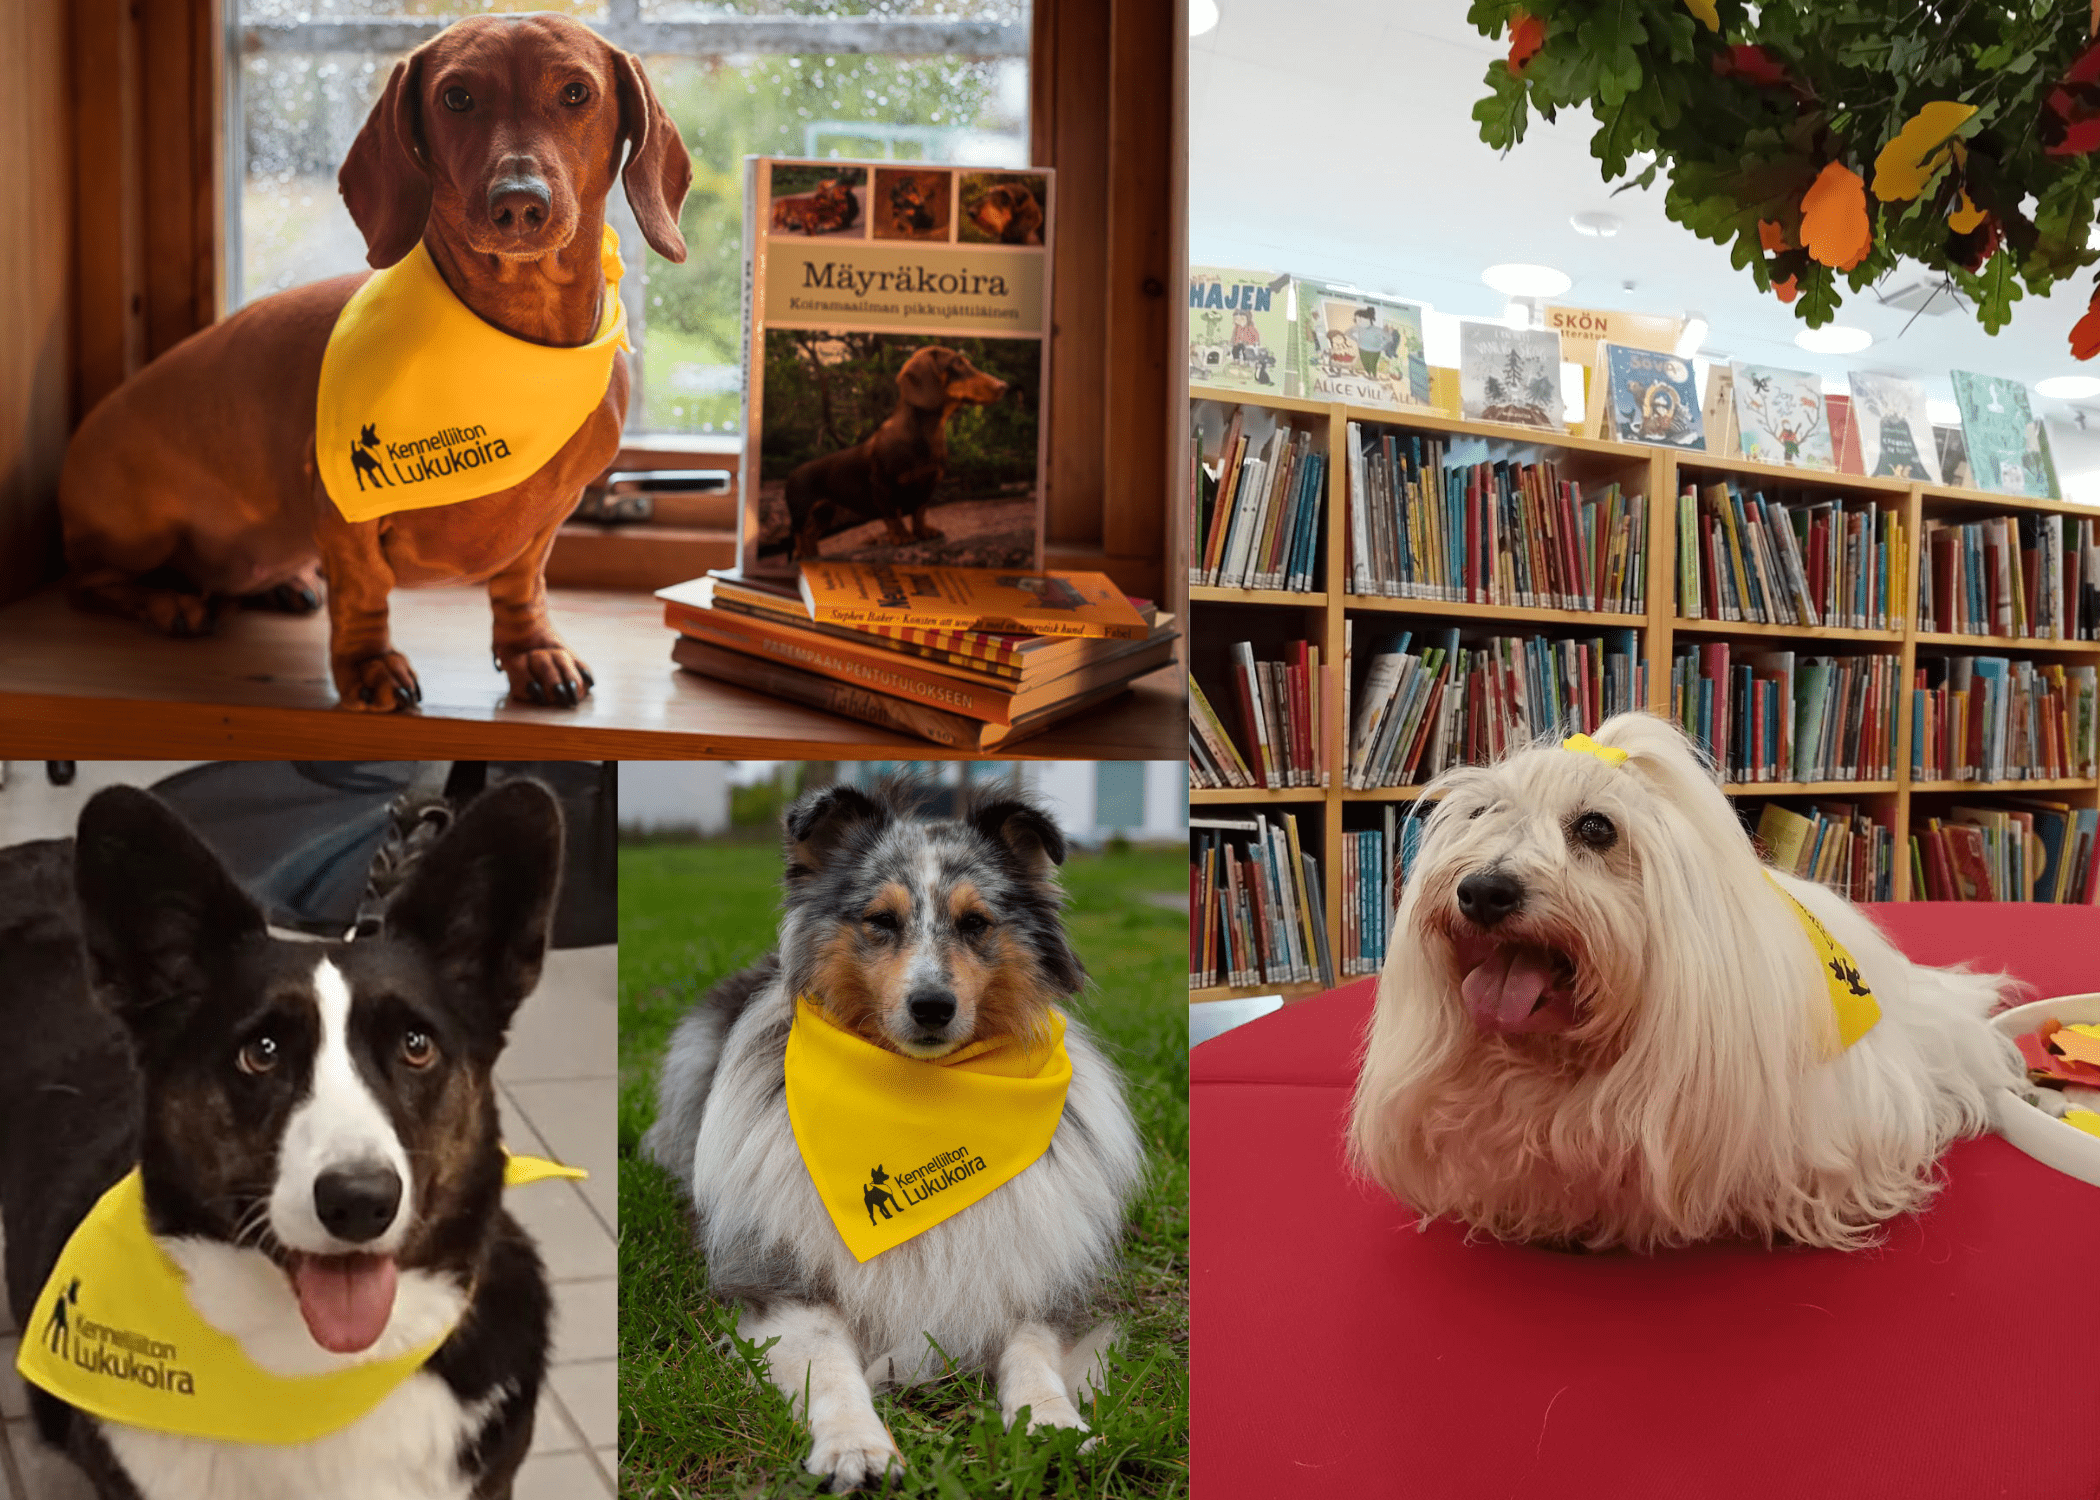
xmin=618 ymin=840 xmax=1190 ymax=1498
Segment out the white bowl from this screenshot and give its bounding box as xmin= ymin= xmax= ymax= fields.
xmin=1990 ymin=993 xmax=2100 ymax=1189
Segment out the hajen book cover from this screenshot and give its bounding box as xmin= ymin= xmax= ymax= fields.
xmin=1730 ymin=363 xmax=1834 ymax=469
xmin=1458 ymin=323 xmax=1563 ymax=430
xmin=1291 ymin=278 xmax=1430 ymax=409
xmin=1189 ymin=267 xmax=1290 ymax=393
xmin=1604 ymin=345 xmax=1702 ymax=448
xmin=1951 ymin=370 xmax=2057 ymax=498
xmin=1846 ymin=372 xmax=1941 ymax=482
xmin=740 ymin=157 xmax=1052 ymax=580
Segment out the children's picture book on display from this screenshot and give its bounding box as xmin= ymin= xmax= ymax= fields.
xmin=739 ymin=156 xmax=1053 ymax=581
xmin=1457 ymin=323 xmax=1564 ymax=430
xmin=1951 ymin=370 xmax=2058 ymax=498
xmin=1846 ymin=372 xmax=1941 ymax=483
xmin=1730 ymin=362 xmax=1835 ymax=470
xmin=1290 ymin=279 xmax=1430 ymax=409
xmin=1597 ymin=344 xmax=1703 ymax=448
xmin=1189 ymin=267 xmax=1290 ymax=394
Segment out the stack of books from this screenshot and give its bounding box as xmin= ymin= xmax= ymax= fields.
xmin=1919 ymin=514 xmax=2100 ymax=640
xmin=1337 ymin=808 xmax=1433 ymax=979
xmin=1189 ymin=411 xmax=1328 ymax=591
xmin=1753 ymin=802 xmax=1893 ymax=902
xmin=1911 ymin=805 xmax=2100 ymax=901
xmin=1911 ymin=655 xmax=2098 ymax=782
xmin=1344 ymin=424 xmax=1644 ymax=610
xmin=1188 ymin=640 xmax=1330 ymax=790
xmin=1669 ymin=644 xmax=1900 ymax=783
xmin=1190 ymin=812 xmax=1332 ymax=991
xmin=660 ymin=563 xmax=1178 ymax=751
xmin=1675 ymin=483 xmax=1904 ymax=631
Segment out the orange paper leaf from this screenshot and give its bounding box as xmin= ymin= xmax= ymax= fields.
xmin=2072 ymin=290 xmax=2100 ymax=361
xmin=1871 ymin=101 xmax=1977 ymax=202
xmin=1800 ymin=161 xmax=1873 ymax=270
xmin=1758 ymin=219 xmax=1789 ymax=253
xmin=1773 ymin=275 xmax=1799 ymax=303
xmin=1508 ymin=12 xmax=1545 ymax=74
xmin=1948 ymin=192 xmax=1987 ymax=234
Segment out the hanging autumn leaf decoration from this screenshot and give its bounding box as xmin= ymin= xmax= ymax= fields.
xmin=1469 ymin=0 xmax=2100 ymax=341
xmin=1507 ymin=12 xmax=1546 ymax=75
xmin=2071 ymin=287 xmax=2100 ymax=359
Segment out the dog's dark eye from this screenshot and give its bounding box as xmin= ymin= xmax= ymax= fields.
xmin=1468 ymin=805 xmax=1487 ymax=820
xmin=561 ymin=82 xmax=590 ymax=106
xmin=400 ymin=1029 xmax=437 ymax=1069
xmin=237 ymin=1035 xmax=280 ymax=1076
xmin=865 ymin=911 xmax=901 ymax=934
xmin=1571 ymin=812 xmax=1618 ymax=851
xmin=957 ymin=912 xmax=990 ymax=937
xmin=442 ymin=86 xmax=473 ymax=113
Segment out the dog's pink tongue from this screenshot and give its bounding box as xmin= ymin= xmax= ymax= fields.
xmin=290 ymin=1254 xmax=397 ymax=1354
xmin=1461 ymin=946 xmax=1557 ymax=1033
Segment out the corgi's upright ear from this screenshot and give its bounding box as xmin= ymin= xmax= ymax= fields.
xmin=385 ymin=780 xmax=564 ymax=1034
xmin=74 ymin=788 xmax=268 ymax=1048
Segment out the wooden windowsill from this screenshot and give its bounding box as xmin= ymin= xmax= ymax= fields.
xmin=0 ymin=585 xmax=1182 ymax=760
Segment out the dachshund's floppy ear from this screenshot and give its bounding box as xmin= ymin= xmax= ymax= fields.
xmin=339 ymin=51 xmax=431 ymax=269
xmin=896 ymin=347 xmax=951 ymax=410
xmin=616 ymin=52 xmax=691 ymax=263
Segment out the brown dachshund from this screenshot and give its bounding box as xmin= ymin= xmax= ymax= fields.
xmin=57 ymin=14 xmax=691 ymax=710
xmin=770 ymin=177 xmax=859 ymax=235
xmin=969 ymin=182 xmax=1044 ymax=245
xmin=784 ymin=346 xmax=1007 ymax=560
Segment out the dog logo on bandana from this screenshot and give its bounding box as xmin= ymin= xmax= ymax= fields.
xmin=862 ymin=1166 xmax=901 ymax=1225
xmin=349 ymin=424 xmax=391 ymax=492
xmin=43 ymin=1278 xmax=79 ymax=1356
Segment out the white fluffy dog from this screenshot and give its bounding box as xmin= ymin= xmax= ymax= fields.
xmin=1348 ymin=712 xmax=2028 ymax=1251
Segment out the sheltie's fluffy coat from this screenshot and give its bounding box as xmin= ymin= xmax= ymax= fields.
xmin=1349 ymin=713 xmax=2030 ymax=1252
xmin=643 ymin=783 xmax=1143 ymax=1490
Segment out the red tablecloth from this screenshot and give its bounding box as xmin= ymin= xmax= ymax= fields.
xmin=1192 ymin=904 xmax=2100 ymax=1500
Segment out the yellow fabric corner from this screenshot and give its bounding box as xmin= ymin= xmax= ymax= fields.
xmin=784 ymin=997 xmax=1071 ymax=1263
xmin=316 ymin=224 xmax=629 ymax=524
xmin=1765 ymin=874 xmax=1881 ymax=1053
xmin=503 ymin=1150 xmax=588 ymax=1186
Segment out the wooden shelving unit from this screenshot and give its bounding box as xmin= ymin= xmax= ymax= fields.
xmin=1187 ymin=385 xmax=2100 ymax=1002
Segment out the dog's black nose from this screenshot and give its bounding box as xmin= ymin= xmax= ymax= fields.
xmin=906 ymin=988 xmax=957 ymax=1030
xmin=489 ymin=175 xmax=551 ymax=235
xmin=313 ymin=1164 xmax=403 ymax=1244
xmin=1456 ymin=869 xmax=1524 ymax=928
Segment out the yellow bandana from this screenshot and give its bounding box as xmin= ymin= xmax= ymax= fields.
xmin=1766 ymin=874 xmax=1881 ymax=1052
xmin=784 ymin=998 xmax=1071 ymax=1262
xmin=16 ymin=1152 xmax=584 ymax=1445
xmin=317 ymin=225 xmax=630 ymax=523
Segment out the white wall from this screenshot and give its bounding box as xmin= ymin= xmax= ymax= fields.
xmin=617 ymin=761 xmax=733 ymax=836
xmin=0 ymin=762 xmax=205 ymax=845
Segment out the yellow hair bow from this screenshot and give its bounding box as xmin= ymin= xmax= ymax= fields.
xmin=1562 ymin=733 xmax=1628 ymax=768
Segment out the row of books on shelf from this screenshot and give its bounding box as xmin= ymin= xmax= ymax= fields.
xmin=1339 ymin=811 xmax=1428 ymax=979
xmin=1911 ymin=657 xmax=2098 ymax=782
xmin=1190 ymin=812 xmax=1331 ymax=990
xmin=1188 ymin=410 xmax=1329 ymax=591
xmin=1669 ymin=645 xmax=1900 ymax=783
xmin=1911 ymin=806 xmax=2100 ymax=902
xmin=1187 ymin=642 xmax=1332 ymax=790
xmin=1341 ymin=425 xmax=1646 ymax=611
xmin=1345 ymin=628 xmax=1646 ymax=789
xmin=1919 ymin=513 xmax=2100 ymax=641
xmin=1675 ymin=484 xmax=1904 ymax=631
xmin=657 ymin=564 xmax=1176 ymax=750
xmin=1754 ymin=802 xmax=1895 ymax=903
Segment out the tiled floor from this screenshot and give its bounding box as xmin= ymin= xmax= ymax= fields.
xmin=0 ymin=944 xmax=618 ymax=1499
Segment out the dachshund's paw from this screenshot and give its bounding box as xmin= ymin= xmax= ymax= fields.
xmin=500 ymin=644 xmax=594 ymax=708
xmin=806 ymin=1430 xmax=900 ymax=1493
xmin=141 ymin=590 xmax=218 ymax=638
xmin=909 ymin=523 xmax=945 ymax=542
xmin=244 ymin=577 xmax=323 ymax=614
xmin=337 ymin=652 xmax=422 ymax=712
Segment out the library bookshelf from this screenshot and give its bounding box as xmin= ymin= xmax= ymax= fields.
xmin=1188 ymin=384 xmax=2100 ymax=1004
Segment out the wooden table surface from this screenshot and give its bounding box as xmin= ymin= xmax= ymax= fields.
xmin=0 ymin=586 xmax=1185 ymax=761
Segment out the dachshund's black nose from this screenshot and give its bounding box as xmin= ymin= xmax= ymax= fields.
xmin=489 ymin=174 xmax=551 ymax=236
xmin=1456 ymin=869 xmax=1524 ymax=928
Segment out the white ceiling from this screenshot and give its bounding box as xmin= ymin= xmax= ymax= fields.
xmin=1189 ymin=0 xmax=2100 ymax=443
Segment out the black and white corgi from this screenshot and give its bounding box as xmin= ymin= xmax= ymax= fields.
xmin=642 ymin=782 xmax=1146 ymax=1492
xmin=0 ymin=780 xmax=565 ymax=1500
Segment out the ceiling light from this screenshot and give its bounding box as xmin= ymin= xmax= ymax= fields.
xmin=1794 ymin=325 xmax=1873 ymax=355
xmin=1189 ymin=0 xmax=1220 ymax=35
xmin=1674 ymin=311 xmax=1708 ymax=359
xmin=1928 ymin=399 xmax=1961 ymax=424
xmin=1570 ymin=212 xmax=1620 ymax=238
xmin=1482 ymin=263 xmax=1571 ymax=298
xmin=2037 ymin=375 xmax=2100 ymax=400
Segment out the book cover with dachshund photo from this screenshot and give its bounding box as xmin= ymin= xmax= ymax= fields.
xmin=740 ymin=155 xmax=1053 ymax=581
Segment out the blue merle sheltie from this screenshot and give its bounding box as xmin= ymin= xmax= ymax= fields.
xmin=0 ymin=780 xmax=565 ymax=1500
xmin=642 ymin=782 xmax=1146 ymax=1491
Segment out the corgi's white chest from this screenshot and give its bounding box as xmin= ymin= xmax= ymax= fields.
xmin=102 ymin=1371 xmax=488 ymax=1500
